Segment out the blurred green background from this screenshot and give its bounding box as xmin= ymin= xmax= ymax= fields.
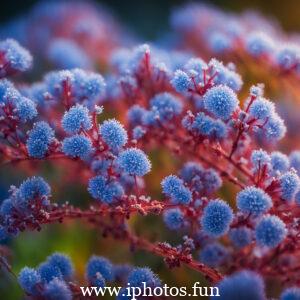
xmin=1 ymin=0 xmax=300 ymax=299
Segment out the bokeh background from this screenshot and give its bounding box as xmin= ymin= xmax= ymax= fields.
xmin=1 ymin=0 xmax=300 ymax=299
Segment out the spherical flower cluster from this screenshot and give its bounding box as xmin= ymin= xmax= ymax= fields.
xmin=100 ymin=119 xmax=128 ymax=150
xmin=203 ymin=85 xmax=238 ymax=120
xmin=0 ymin=39 xmax=32 ymax=76
xmin=245 ymin=32 xmax=274 ymax=57
xmin=236 ymin=186 xmax=272 ymax=215
xmin=86 ymin=256 xmax=114 ymax=283
xmin=270 ymin=151 xmax=289 ymax=174
xmin=280 ymin=287 xmax=300 ymax=300
xmin=117 ymin=148 xmax=151 ymax=176
xmin=161 ymin=175 xmax=192 ymax=204
xmin=163 ymin=208 xmax=184 ymax=230
xmin=250 ymin=149 xmax=271 ymax=172
xmin=200 ymin=199 xmax=233 ymax=237
xmin=212 ymin=270 xmax=266 ymax=300
xmin=171 ymin=69 xmax=191 ymax=92
xmin=279 ymin=171 xmax=300 ymax=202
xmin=229 ymin=226 xmax=253 ymax=248
xmin=62 ymin=104 xmax=92 ymax=134
xmin=27 ymin=121 xmax=55 ymax=158
xmin=255 ymin=215 xmax=287 ymax=248
xmin=199 ymin=242 xmax=228 ymax=267
xmin=88 ymin=176 xmax=124 ymax=204
xmin=62 ymin=135 xmax=93 ymax=159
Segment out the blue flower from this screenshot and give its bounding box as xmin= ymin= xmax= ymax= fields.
xmin=47 ymin=253 xmax=74 ymax=279
xmin=18 ymin=267 xmax=41 ymax=295
xmin=27 ymin=121 xmax=55 ymax=158
xmin=209 ymin=32 xmax=231 ymax=54
xmin=200 ymin=199 xmax=233 ymax=237
xmin=86 ymin=256 xmax=114 ymax=282
xmin=38 ymin=262 xmax=62 ymax=283
xmin=171 ymin=70 xmax=191 ymax=92
xmin=263 ymin=114 xmax=286 ymax=141
xmin=88 ymin=176 xmax=124 ymax=204
xmin=48 ymin=38 xmax=92 ymax=69
xmin=249 ymin=97 xmax=275 ymax=120
xmin=15 ymin=96 xmax=37 ymax=123
xmin=229 ymin=226 xmax=253 ymax=248
xmin=17 ymin=176 xmax=51 ymax=208
xmin=199 ymin=242 xmax=228 ymax=267
xmin=202 ymin=168 xmax=222 ymax=194
xmin=237 ymin=186 xmax=272 ymax=215
xmin=255 ymin=215 xmax=287 ymax=248
xmin=117 ymin=148 xmax=151 ymax=176
xmin=212 ymin=270 xmax=266 ymax=300
xmin=62 ymin=135 xmax=93 ymax=159
xmin=203 ymin=85 xmax=238 ymax=120
xmin=148 ymin=92 xmax=182 ymax=123
xmin=161 ymin=175 xmax=192 ymax=204
xmin=100 ymin=119 xmax=128 ymax=150
xmin=127 ymin=105 xmax=147 ymax=126
xmin=0 ymin=39 xmax=32 ymax=73
xmin=127 ymin=267 xmax=160 ymax=288
xmin=280 ymin=287 xmax=300 ymax=300
xmin=279 ymin=171 xmax=300 ymax=202
xmin=163 ymin=208 xmax=184 ymax=230
xmin=43 ymin=278 xmax=72 ymax=300
xmin=246 ymin=32 xmax=274 ymax=57
xmin=132 ymin=126 xmax=146 ymax=140
xmin=62 ymin=104 xmax=92 ymax=134
xmin=271 ymin=152 xmax=289 ymax=174
xmin=276 ymin=45 xmax=300 ymax=70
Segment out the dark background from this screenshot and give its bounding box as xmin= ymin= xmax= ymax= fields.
xmin=1 ymin=0 xmax=300 ymax=39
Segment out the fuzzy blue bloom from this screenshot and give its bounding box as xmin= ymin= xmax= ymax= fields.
xmin=147 ymin=92 xmax=182 ymax=124
xmin=271 ymin=152 xmax=289 ymax=174
xmin=171 ymin=70 xmax=191 ymax=92
xmin=276 ymin=45 xmax=300 ymax=70
xmin=132 ymin=126 xmax=146 ymax=140
xmin=47 ymin=253 xmax=74 ymax=279
xmin=279 ymin=171 xmax=300 ymax=202
xmin=280 ymin=287 xmax=300 ymax=300
xmin=192 ymin=112 xmax=215 ymax=136
xmin=202 ymin=168 xmax=222 ymax=194
xmin=180 ymin=162 xmax=204 ymax=183
xmin=62 ymin=104 xmax=92 ymax=134
xmin=229 ymin=226 xmax=253 ymax=248
xmin=100 ymin=119 xmax=128 ymax=150
xmin=43 ymin=278 xmax=72 ymax=300
xmin=27 ymin=121 xmax=55 ymax=158
xmin=255 ymin=215 xmax=287 ymax=248
xmin=127 ymin=105 xmax=147 ymax=126
xmin=212 ymin=119 xmax=228 ymax=139
xmin=0 ymin=39 xmax=32 ymax=73
xmin=127 ymin=267 xmax=160 ymax=288
xmin=209 ymin=59 xmax=243 ymax=92
xmin=251 ymin=149 xmax=270 ymax=172
xmin=48 ymin=38 xmax=92 ymax=69
xmin=263 ymin=114 xmax=286 ymax=141
xmin=15 ymin=96 xmax=37 ymax=123
xmin=62 ymin=135 xmax=93 ymax=159
xmin=249 ymin=97 xmax=275 ymax=120
xmin=161 ymin=175 xmax=192 ymax=204
xmin=86 ymin=256 xmax=114 ymax=282
xmin=246 ymin=32 xmax=274 ymax=57
xmin=201 ymin=199 xmax=233 ymax=237
xmin=117 ymin=148 xmax=151 ymax=176
xmin=17 ymin=176 xmax=51 ymax=208
xmin=163 ymin=208 xmax=184 ymax=230
xmin=38 ymin=262 xmax=62 ymax=283
xmin=209 ymin=32 xmax=231 ymax=53
xmin=18 ymin=267 xmax=41 ymax=295
xmin=237 ymin=186 xmax=272 ymax=215
xmin=203 ymin=85 xmax=238 ymax=120
xmin=184 ymin=58 xmax=207 ymax=75
xmin=290 ymin=151 xmax=300 ymax=174
xmin=88 ymin=176 xmax=124 ymax=204
xmin=199 ymin=242 xmax=228 ymax=267
xmin=212 ymin=270 xmax=266 ymax=300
